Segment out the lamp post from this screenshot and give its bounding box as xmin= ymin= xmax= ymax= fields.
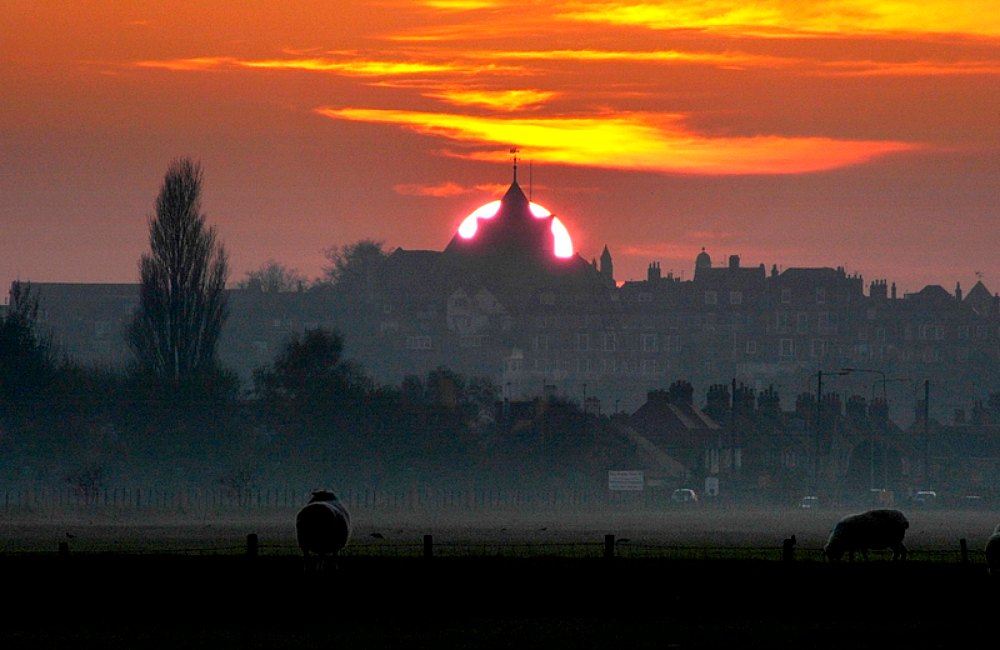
xmin=922 ymin=379 xmax=930 ymax=488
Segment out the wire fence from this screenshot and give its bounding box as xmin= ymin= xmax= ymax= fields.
xmin=1 ymin=485 xmax=993 ymax=566
xmin=0 ymin=483 xmax=657 ymax=515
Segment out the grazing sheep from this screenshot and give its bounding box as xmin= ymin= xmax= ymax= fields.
xmin=985 ymin=523 xmax=1000 ymax=579
xmin=823 ymin=508 xmax=909 ymax=562
xmin=296 ymin=489 xmax=352 ymax=572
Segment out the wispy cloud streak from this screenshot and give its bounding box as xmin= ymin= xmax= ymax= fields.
xmin=317 ymin=107 xmax=919 ymax=174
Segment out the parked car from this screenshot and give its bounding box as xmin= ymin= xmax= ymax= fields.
xmin=960 ymin=494 xmax=986 ymax=509
xmin=670 ymin=488 xmax=698 ymax=504
xmin=910 ymin=490 xmax=938 ymax=506
xmin=799 ymin=495 xmax=820 ymax=509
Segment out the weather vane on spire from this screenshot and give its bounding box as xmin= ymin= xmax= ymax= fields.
xmin=510 ymin=147 xmax=519 ymax=182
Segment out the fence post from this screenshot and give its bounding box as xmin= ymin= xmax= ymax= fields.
xmin=604 ymin=534 xmax=615 ymax=560
xmin=960 ymin=538 xmax=968 ymax=564
xmin=782 ymin=535 xmax=797 ymax=563
xmin=247 ymin=533 xmax=259 ymax=559
xmin=424 ymin=534 xmax=433 ymax=560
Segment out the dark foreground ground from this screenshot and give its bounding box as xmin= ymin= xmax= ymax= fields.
xmin=1 ymin=552 xmax=996 ymax=649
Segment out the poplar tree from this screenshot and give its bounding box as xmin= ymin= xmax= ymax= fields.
xmin=127 ymin=158 xmax=229 ymax=391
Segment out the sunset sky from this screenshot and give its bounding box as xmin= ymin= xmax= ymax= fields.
xmin=3 ymin=1 xmax=999 ymax=297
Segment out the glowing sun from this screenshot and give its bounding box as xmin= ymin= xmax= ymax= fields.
xmin=457 ymin=200 xmax=574 ymax=258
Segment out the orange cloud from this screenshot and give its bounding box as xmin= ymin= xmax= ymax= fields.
xmin=135 ymin=56 xmax=237 ymax=72
xmin=819 ymin=59 xmax=1000 ymax=77
xmin=425 ymin=88 xmax=557 ymax=110
xmin=316 ymin=106 xmax=920 ymax=175
xmin=135 ymin=56 xmax=518 ymax=76
xmin=482 ymin=48 xmax=797 ymax=69
xmin=557 ymin=1 xmax=1000 ymax=38
xmin=394 ymin=181 xmax=471 ymax=197
xmin=420 ymin=0 xmax=501 ymax=7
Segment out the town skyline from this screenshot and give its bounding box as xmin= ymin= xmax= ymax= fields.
xmin=4 ymin=2 xmax=999 ymax=297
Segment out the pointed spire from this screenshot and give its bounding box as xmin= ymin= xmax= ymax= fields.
xmin=510 ymin=147 xmax=519 ymax=183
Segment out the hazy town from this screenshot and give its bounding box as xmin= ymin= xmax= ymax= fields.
xmin=4 ymin=2 xmax=1000 ymax=647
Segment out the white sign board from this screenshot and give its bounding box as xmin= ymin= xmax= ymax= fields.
xmin=608 ymin=470 xmax=644 ymax=491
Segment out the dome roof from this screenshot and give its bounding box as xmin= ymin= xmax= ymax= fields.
xmin=444 ymin=176 xmax=568 ymax=261
xmin=695 ymin=247 xmax=712 ymax=269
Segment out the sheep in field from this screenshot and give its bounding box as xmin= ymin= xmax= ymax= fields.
xmin=985 ymin=523 xmax=1000 ymax=579
xmin=296 ymin=489 xmax=352 ymax=572
xmin=823 ymin=508 xmax=909 ymax=562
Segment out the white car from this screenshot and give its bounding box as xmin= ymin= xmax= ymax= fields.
xmin=670 ymin=488 xmax=698 ymax=504
xmin=799 ymin=496 xmax=819 ymax=509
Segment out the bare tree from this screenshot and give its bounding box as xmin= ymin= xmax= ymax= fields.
xmin=320 ymin=239 xmax=387 ymax=291
xmin=127 ymin=158 xmax=229 ymax=387
xmin=236 ymin=259 xmax=308 ymax=292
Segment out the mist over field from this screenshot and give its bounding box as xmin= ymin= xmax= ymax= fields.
xmin=3 ymin=501 xmax=998 ymax=563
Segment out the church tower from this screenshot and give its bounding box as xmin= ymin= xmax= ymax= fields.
xmin=600 ymin=245 xmax=614 ymax=285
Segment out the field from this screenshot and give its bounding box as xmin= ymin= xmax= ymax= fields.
xmin=2 ymin=505 xmax=998 ymax=648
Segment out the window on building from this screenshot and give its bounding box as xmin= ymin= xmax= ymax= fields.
xmin=781 ymin=288 xmax=792 ymax=304
xmin=796 ymin=313 xmax=809 ymax=334
xmin=776 ymin=311 xmax=790 ymax=332
xmin=745 ymin=340 xmax=757 ymax=355
xmin=641 ymin=359 xmax=659 ymax=375
xmin=641 ymin=333 xmax=657 ymax=352
xmin=576 ymin=332 xmax=589 ymax=351
xmin=818 ymin=311 xmax=830 ymax=329
xmin=638 ymin=292 xmax=652 ymax=303
xmin=406 ymin=335 xmax=432 ymax=350
xmin=816 ymin=288 xmax=826 ymax=304
xmin=534 ymin=334 xmax=548 ymax=351
xmin=603 ymin=333 xmax=617 ymax=352
xmin=811 ymin=339 xmax=826 ymax=357
xmin=704 ymin=291 xmax=717 ymax=305
xmin=729 ymin=291 xmax=743 ymax=305
xmin=780 ymin=338 xmax=794 ymax=358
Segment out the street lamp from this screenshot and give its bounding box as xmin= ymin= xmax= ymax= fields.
xmin=913 ymin=379 xmax=931 ymax=488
